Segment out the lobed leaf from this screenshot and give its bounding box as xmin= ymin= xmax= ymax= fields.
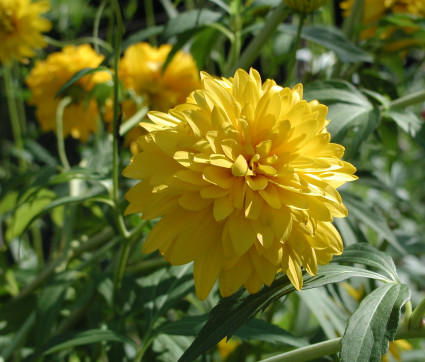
xmin=340 ymin=283 xmax=410 ymax=362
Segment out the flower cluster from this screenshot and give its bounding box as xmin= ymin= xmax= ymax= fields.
xmin=0 ymin=0 xmax=51 ymax=64
xmin=26 ymin=44 xmax=111 ymax=141
xmin=123 ymin=68 xmax=357 ymax=300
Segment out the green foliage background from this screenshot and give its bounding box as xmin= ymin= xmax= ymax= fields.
xmin=1 ymin=0 xmax=425 ymax=361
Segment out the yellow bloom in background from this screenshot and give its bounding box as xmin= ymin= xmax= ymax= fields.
xmin=217 ymin=338 xmax=239 ymax=360
xmin=116 ymin=42 xmax=201 ymax=154
xmin=26 ymin=44 xmax=111 ymax=141
xmin=123 ymin=68 xmax=357 ymax=300
xmin=340 ymin=0 xmax=392 ymax=39
xmin=0 ymin=0 xmax=51 ymax=64
xmin=284 ymin=0 xmax=329 ymax=14
xmin=382 ymin=340 xmax=413 ymax=362
xmin=393 ymin=0 xmax=425 ymax=17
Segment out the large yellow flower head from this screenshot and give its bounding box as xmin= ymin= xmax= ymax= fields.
xmin=116 ymin=42 xmax=201 ymax=154
xmin=0 ymin=0 xmax=51 ymax=64
xmin=123 ymin=68 xmax=357 ymax=300
xmin=284 ymin=0 xmax=328 ymax=14
xmin=26 ymin=44 xmax=111 ymax=141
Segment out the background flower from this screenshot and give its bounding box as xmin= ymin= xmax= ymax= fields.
xmin=111 ymin=42 xmax=201 ymax=154
xmin=123 ymin=68 xmax=357 ymax=300
xmin=0 ymin=0 xmax=51 ymax=64
xmin=26 ymin=44 xmax=111 ymax=141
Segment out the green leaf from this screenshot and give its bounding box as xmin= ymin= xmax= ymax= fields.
xmin=333 ymin=243 xmax=399 ymax=282
xmin=279 ymin=25 xmax=373 ymax=63
xmin=121 ymin=25 xmax=164 ymax=50
xmin=386 ymin=109 xmax=423 ymax=138
xmin=178 ymin=264 xmax=389 ymax=362
xmin=304 ymin=80 xmax=376 ymax=142
xmin=152 ymin=334 xmax=193 ymax=362
xmin=341 ymin=191 xmax=406 ymax=255
xmin=35 ymin=271 xmax=78 ymax=346
xmin=235 ymin=318 xmax=308 ymax=348
xmin=33 ymin=329 xmax=136 ymax=357
xmin=55 ymin=66 xmax=111 ymax=99
xmin=6 ymin=188 xmax=56 ymax=241
xmin=161 ymin=9 xmax=223 ymax=39
xmin=136 ymin=264 xmax=195 ymax=328
xmin=340 ymin=283 xmax=410 ymax=362
xmin=157 ymin=315 xmax=207 ymax=336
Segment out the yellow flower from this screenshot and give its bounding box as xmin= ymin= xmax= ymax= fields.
xmin=0 ymin=0 xmax=51 ymax=64
xmin=123 ymin=68 xmax=357 ymax=300
xmin=284 ymin=0 xmax=329 ymax=14
xmin=393 ymin=0 xmax=425 ymax=16
xmin=217 ymin=338 xmax=239 ymax=360
xmin=340 ymin=0 xmax=393 ymax=39
xmin=26 ymin=44 xmax=111 ymax=141
xmin=116 ymin=42 xmax=200 ymax=154
xmin=382 ymin=340 xmax=412 ymax=362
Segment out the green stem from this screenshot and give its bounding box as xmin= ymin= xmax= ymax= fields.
xmin=113 ymin=238 xmax=132 ymax=295
xmin=224 ymin=0 xmax=243 ymax=76
xmin=259 ymin=326 xmax=425 ymax=362
xmin=31 ymin=224 xmax=45 ymax=268
xmin=342 ymin=0 xmax=364 ymax=40
xmin=93 ymin=0 xmax=108 ymax=54
xmin=410 ymin=298 xmax=425 ymax=329
xmin=110 ymin=0 xmax=129 ymax=241
xmin=134 ymin=333 xmax=154 ymax=362
xmin=286 ymin=13 xmax=306 ymax=84
xmin=384 ymin=89 xmax=425 ymax=110
xmin=56 ymin=97 xmax=72 ymax=171
xmin=232 ymin=3 xmax=289 ymax=73
xmin=399 ymin=300 xmax=413 ymax=332
xmin=4 ymin=63 xmax=26 ymax=170
xmin=145 ymin=0 xmax=157 ymax=46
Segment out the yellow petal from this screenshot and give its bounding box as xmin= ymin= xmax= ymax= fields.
xmin=213 ymin=196 xmax=235 ymax=222
xmin=228 ymin=213 xmax=256 ymax=255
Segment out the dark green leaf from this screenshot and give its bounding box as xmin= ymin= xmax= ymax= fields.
xmin=121 ymin=25 xmax=164 ymax=50
xmin=33 ymin=329 xmax=136 ymax=358
xmin=161 ymin=9 xmax=223 ymax=40
xmin=55 ymin=66 xmax=111 ymax=99
xmin=340 ymin=283 xmax=410 ymax=362
xmin=179 ymin=264 xmax=389 ymax=362
xmin=235 ymin=318 xmax=308 ymax=348
xmin=333 ymin=243 xmax=398 ymax=282
xmin=35 ymin=271 xmax=77 ymax=346
xmin=137 ymin=264 xmax=195 ymax=327
xmin=157 ymin=315 xmax=207 ymax=336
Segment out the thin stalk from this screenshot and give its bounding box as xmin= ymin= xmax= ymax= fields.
xmin=259 ymin=326 xmax=425 ymax=362
xmin=55 ymin=97 xmax=72 ymax=171
xmin=383 ymin=89 xmax=425 ymax=110
xmin=31 ymin=224 xmax=44 ymax=268
xmin=342 ymin=0 xmax=364 ymax=40
xmin=134 ymin=332 xmax=154 ymax=362
xmin=410 ymin=298 xmax=425 ymax=329
xmin=286 ymin=13 xmax=306 ymax=84
xmin=4 ymin=63 xmax=26 ymax=170
xmin=232 ymin=3 xmax=289 ymax=73
xmin=145 ymin=0 xmax=157 ymax=46
xmin=13 ymin=61 xmax=27 ymax=134
xmin=224 ymin=0 xmax=243 ymax=76
xmin=93 ymin=0 xmax=108 ymax=53
xmin=110 ymin=0 xmax=129 ymax=240
xmin=113 ymin=238 xmax=132 ymax=295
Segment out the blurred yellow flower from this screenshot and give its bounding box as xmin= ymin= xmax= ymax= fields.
xmin=0 ymin=0 xmax=51 ymax=64
xmin=217 ymin=338 xmax=239 ymax=360
xmin=123 ymin=68 xmax=357 ymax=300
xmin=26 ymin=44 xmax=111 ymax=141
xmin=382 ymin=340 xmax=413 ymax=362
xmin=284 ymin=0 xmax=328 ymax=14
xmin=393 ymin=0 xmax=425 ymax=16
xmin=115 ymin=42 xmax=200 ymax=154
